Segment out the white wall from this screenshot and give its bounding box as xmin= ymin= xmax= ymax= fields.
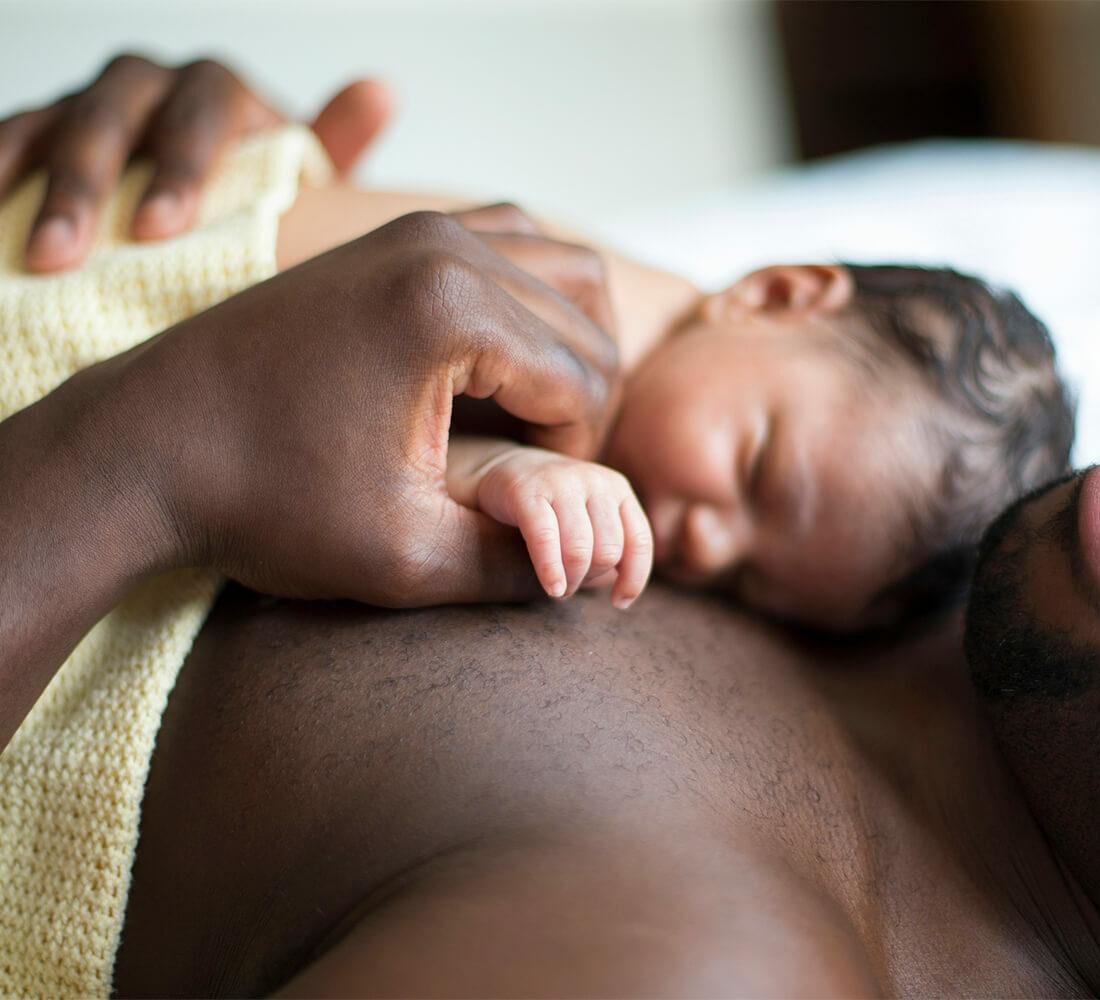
xmin=0 ymin=0 xmax=793 ymax=227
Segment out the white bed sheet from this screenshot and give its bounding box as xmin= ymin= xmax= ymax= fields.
xmin=598 ymin=141 xmax=1099 ymax=467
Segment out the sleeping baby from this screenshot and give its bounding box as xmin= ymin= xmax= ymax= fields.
xmin=5 ymin=67 xmax=1075 ymax=633
xmin=278 ymin=182 xmax=1074 ymax=630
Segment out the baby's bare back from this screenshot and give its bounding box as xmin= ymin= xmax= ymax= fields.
xmin=111 ymin=584 xmax=1043 ymax=997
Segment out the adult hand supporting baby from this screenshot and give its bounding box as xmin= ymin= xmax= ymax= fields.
xmin=0 ymin=53 xmax=393 ymax=272
xmin=0 ymin=209 xmax=618 ymax=753
xmin=453 ymin=202 xmax=618 ymax=352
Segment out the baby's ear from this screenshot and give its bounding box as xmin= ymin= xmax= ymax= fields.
xmin=702 ymin=265 xmax=854 ymax=322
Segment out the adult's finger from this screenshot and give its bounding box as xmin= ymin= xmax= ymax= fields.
xmin=384 ymin=215 xmax=618 ymax=459
xmin=132 ymin=59 xmax=282 ymax=240
xmin=442 ymin=222 xmax=617 ymax=374
xmin=0 ymin=107 xmax=56 ymax=198
xmin=394 ymin=498 xmax=547 ymax=605
xmin=451 ymin=201 xmax=544 ymax=236
xmin=24 ymin=56 xmax=171 ymax=272
xmin=450 ymin=261 xmax=618 ymax=460
xmin=450 ymin=205 xmax=614 ymax=337
xmin=310 ymin=78 xmax=395 ymax=177
xmin=473 ymin=230 xmax=616 ymax=337
xmin=454 ymin=232 xmax=621 ymax=457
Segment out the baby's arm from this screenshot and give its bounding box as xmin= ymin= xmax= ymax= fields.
xmin=448 ymin=437 xmax=653 ymax=609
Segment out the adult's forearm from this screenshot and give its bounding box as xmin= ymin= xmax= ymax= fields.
xmin=0 ymin=358 xmax=171 ymax=751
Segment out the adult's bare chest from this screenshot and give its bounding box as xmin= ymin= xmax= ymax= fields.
xmin=116 ymin=585 xmax=887 ymax=996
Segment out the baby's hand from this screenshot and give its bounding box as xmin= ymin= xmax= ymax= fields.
xmin=477 ymin=448 xmax=653 ymax=608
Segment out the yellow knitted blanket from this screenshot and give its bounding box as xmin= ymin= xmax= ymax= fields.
xmin=0 ymin=125 xmax=330 ymax=999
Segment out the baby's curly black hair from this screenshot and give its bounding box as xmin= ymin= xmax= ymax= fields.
xmin=842 ymin=264 xmax=1076 ymax=623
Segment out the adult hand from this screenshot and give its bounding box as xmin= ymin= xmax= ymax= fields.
xmin=453 ymin=202 xmax=617 ymax=350
xmin=0 ymin=209 xmax=618 ymax=749
xmin=81 ymin=210 xmax=618 ymax=604
xmin=0 ymin=54 xmax=393 ymax=272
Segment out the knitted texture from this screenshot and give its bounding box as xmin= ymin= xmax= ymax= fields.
xmin=0 ymin=125 xmax=331 ymax=999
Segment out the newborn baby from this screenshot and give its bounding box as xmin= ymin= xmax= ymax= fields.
xmin=277 ymin=181 xmax=1074 ymax=630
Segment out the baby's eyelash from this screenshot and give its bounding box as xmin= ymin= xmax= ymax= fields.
xmin=746 ymin=420 xmax=772 ymax=501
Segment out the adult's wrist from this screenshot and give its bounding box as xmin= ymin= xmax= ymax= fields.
xmin=0 ymin=354 xmax=183 ymax=749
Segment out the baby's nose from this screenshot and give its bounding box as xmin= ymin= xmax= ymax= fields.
xmin=679 ymin=504 xmax=751 ymax=575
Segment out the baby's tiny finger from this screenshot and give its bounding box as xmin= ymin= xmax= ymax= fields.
xmin=612 ymin=500 xmax=654 ymax=610
xmin=586 ymin=493 xmax=625 ymax=579
xmin=554 ymin=495 xmax=596 ymax=595
xmin=515 ymin=495 xmax=567 ymax=598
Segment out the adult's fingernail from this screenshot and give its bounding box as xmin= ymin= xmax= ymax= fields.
xmin=27 ymin=216 xmax=75 ymax=259
xmin=135 ymin=190 xmax=182 ymax=235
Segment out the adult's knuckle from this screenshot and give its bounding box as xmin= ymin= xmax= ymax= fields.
xmin=0 ymin=109 xmax=38 ymax=139
xmin=488 ymin=201 xmax=537 ymax=232
xmin=571 ymin=242 xmax=606 ymax=280
xmin=100 ymin=53 xmax=159 ymax=80
xmin=68 ymin=91 xmax=125 ymax=134
xmin=165 ymin=60 xmax=245 ymax=125
xmin=150 ymin=156 xmax=202 ymax=186
xmin=180 ymin=57 xmax=238 ymax=87
xmin=391 ymin=246 xmax=479 ymax=332
xmin=156 ymin=90 xmax=225 ymax=135
xmin=45 ymin=164 xmax=100 ymax=204
xmin=387 ymin=209 xmax=464 ymax=249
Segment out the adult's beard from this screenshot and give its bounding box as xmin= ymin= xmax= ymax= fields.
xmin=965 ymin=471 xmax=1097 ymax=702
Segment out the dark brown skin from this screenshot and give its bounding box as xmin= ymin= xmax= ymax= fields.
xmin=7 ymin=56 xmax=1100 ymax=996
xmin=0 ymin=209 xmax=619 ymax=753
xmin=0 ymin=54 xmax=392 ymax=272
xmin=114 ymin=584 xmax=1099 ymax=997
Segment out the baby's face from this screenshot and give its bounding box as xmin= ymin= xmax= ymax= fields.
xmin=603 ymin=309 xmax=937 ymax=630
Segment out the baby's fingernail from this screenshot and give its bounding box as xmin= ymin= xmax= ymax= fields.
xmin=548 ymin=580 xmax=566 ymax=598
xmin=613 ymin=594 xmax=635 ymax=610
xmin=28 ymin=215 xmax=75 ymax=258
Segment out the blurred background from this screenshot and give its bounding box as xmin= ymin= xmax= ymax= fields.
xmin=1 ymin=0 xmax=1096 ymax=224
xmin=2 ymin=0 xmax=1097 ymax=459
xmin=2 ymin=0 xmax=788 ymax=224
xmin=780 ymin=0 xmax=1100 ymax=161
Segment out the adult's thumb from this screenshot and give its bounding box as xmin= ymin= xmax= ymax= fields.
xmin=414 ymin=504 xmax=548 ymax=606
xmin=310 ymin=78 xmax=396 ymax=176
